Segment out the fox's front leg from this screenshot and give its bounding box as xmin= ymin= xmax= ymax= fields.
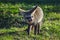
xmin=34 ymin=25 xmax=38 ymax=35
xmin=28 ymin=25 xmax=32 ymax=35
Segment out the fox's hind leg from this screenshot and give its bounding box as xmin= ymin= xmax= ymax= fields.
xmin=37 ymin=23 xmax=40 ymax=34
xmin=37 ymin=22 xmax=42 ymax=34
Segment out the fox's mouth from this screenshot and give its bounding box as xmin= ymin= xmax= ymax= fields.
xmin=27 ymin=21 xmax=33 ymax=24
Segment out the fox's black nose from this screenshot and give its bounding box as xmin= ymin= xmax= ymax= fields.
xmin=28 ymin=19 xmax=32 ymax=22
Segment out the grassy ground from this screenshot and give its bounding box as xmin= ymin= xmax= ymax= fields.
xmin=0 ymin=2 xmax=60 ymax=40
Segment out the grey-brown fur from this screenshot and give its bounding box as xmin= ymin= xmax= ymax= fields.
xmin=19 ymin=5 xmax=43 ymax=35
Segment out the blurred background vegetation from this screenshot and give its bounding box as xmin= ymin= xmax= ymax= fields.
xmin=0 ymin=0 xmax=60 ymax=40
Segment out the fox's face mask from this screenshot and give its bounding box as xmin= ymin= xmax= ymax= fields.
xmin=19 ymin=6 xmax=38 ymax=24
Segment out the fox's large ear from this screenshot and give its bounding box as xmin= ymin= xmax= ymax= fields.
xmin=19 ymin=8 xmax=26 ymax=15
xmin=19 ymin=8 xmax=26 ymax=12
xmin=29 ymin=5 xmax=38 ymax=15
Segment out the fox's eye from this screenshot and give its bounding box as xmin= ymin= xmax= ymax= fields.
xmin=31 ymin=16 xmax=33 ymax=18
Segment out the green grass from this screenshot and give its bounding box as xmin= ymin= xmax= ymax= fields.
xmin=0 ymin=2 xmax=60 ymax=40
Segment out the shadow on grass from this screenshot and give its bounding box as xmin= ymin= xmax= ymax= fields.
xmin=0 ymin=11 xmax=27 ymax=29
